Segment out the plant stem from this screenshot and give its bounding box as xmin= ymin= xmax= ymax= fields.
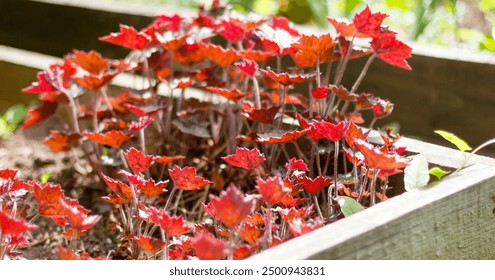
xmin=264 ymin=206 xmax=273 ymax=250
xmin=334 ymin=33 xmax=356 ymax=86
xmin=370 ymin=168 xmax=379 ymax=206
xmin=333 ymin=140 xmax=339 ymax=198
xmin=160 ymin=230 xmax=169 ymax=260
xmin=252 ymin=76 xmax=261 ymax=109
xmin=350 ymin=54 xmax=376 ymax=94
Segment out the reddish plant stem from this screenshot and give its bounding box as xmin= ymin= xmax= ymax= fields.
xmin=334 ymin=33 xmax=357 ymax=86
xmin=351 ymin=54 xmax=376 ymax=94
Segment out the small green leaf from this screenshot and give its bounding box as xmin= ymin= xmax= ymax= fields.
xmin=404 ymin=155 xmax=430 ymax=191
xmin=434 ymin=130 xmax=472 ymax=152
xmin=40 ymin=173 xmax=52 ymax=183
xmin=5 ymin=104 xmax=27 ymax=127
xmin=337 ymin=196 xmax=365 ymax=217
xmin=429 ymin=167 xmax=448 ymax=180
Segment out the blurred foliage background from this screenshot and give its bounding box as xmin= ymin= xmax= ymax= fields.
xmin=105 ymin=0 xmax=495 ymax=52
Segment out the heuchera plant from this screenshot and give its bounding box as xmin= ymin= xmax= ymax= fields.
xmin=9 ymin=1 xmax=413 ymax=260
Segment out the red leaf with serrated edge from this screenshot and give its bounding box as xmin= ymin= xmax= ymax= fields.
xmin=291 ymin=34 xmax=337 ymax=67
xmin=327 ymin=18 xmax=358 ymax=37
xmin=209 ymin=184 xmax=256 ymax=228
xmin=205 ymin=87 xmax=246 ymax=102
xmin=372 ymin=99 xmax=394 ymax=118
xmin=278 ymin=206 xmax=314 ymax=222
xmin=74 ymin=71 xmax=119 ymax=91
xmin=353 ymin=5 xmax=388 ymax=37
xmin=271 ymin=14 xmax=300 ymax=37
xmin=156 ymin=33 xmax=188 ymax=51
xmin=66 ymin=50 xmax=109 ymax=75
xmin=354 ymin=139 xmax=410 ymax=170
xmin=222 ymin=147 xmax=265 ymax=171
xmin=233 ymin=244 xmax=258 ymax=260
xmin=371 ymin=36 xmax=412 ymax=70
xmin=344 ymin=122 xmax=369 ymax=150
xmin=129 ymin=116 xmax=153 ymax=132
xmin=147 ymin=207 xmax=191 ymax=236
xmin=331 ymin=84 xmax=357 ymax=102
xmin=84 ymin=130 xmax=132 ymax=148
xmin=102 ymin=174 xmax=135 ymax=201
xmin=154 ymin=155 xmax=185 ymax=165
xmin=242 ymin=105 xmax=280 ymax=125
xmin=245 ymin=212 xmax=264 ymax=227
xmin=31 ymin=181 xmax=89 ymax=217
xmin=118 ymin=169 xmax=145 ymax=185
xmin=260 ymin=68 xmax=318 ymax=86
xmin=284 ymin=158 xmax=309 ymax=172
xmin=235 ymin=59 xmax=258 ymax=77
xmin=312 ymin=120 xmax=349 ymax=142
xmin=0 ymin=169 xmax=17 ymax=179
xmin=296 ymin=175 xmax=332 ymax=195
xmin=256 ymin=129 xmax=307 ymax=144
xmin=295 ymin=113 xmax=323 ymax=142
xmin=57 ymin=246 xmax=104 ymax=260
xmin=192 ymin=230 xmax=228 ymax=260
xmin=256 ymin=176 xmax=290 ymax=206
xmin=288 ymin=218 xmax=322 ymax=237
xmin=216 ymin=20 xmax=245 ymax=44
xmin=22 ymin=101 xmax=58 ymax=130
xmin=125 ymin=147 xmax=154 ymax=173
xmin=44 ymin=130 xmax=81 ymax=152
xmin=0 ymin=209 xmax=37 ymax=236
xmin=124 ymin=104 xmax=162 ymax=117
xmin=99 ymin=24 xmax=152 ymax=51
xmin=22 ymin=71 xmax=57 ymax=95
xmin=174 ymin=43 xmax=207 ymax=66
xmin=135 ymin=235 xmax=166 ymax=254
xmin=101 ymin=194 xmax=125 ymax=205
xmin=60 ymin=198 xmax=101 ymax=232
xmin=169 ymin=166 xmax=212 ymax=191
xmin=137 ymin=178 xmax=168 ymax=198
xmin=203 ymin=44 xmax=241 ymax=68
xmin=280 ymin=194 xmax=309 ymax=208
xmin=239 ymin=223 xmax=262 ymax=244
xmin=311 ymin=86 xmax=331 ymax=99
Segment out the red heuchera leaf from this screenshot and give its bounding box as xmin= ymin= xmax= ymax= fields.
xmin=235 ymin=59 xmax=258 ymax=77
xmin=192 ymin=231 xmax=228 ymax=260
xmin=256 ymin=175 xmax=290 ymax=206
xmin=296 ymin=175 xmax=333 ymax=195
xmin=311 ymin=86 xmax=331 ymax=99
xmin=66 ymin=50 xmax=109 ymax=74
xmin=209 ymin=184 xmax=256 ymax=228
xmin=233 ymin=244 xmax=258 ymax=260
xmin=278 ymin=206 xmax=314 ymax=222
xmin=295 ymin=113 xmax=323 ymax=142
xmin=280 ymin=194 xmax=309 ymax=208
xmin=44 ymin=130 xmax=81 ymax=152
xmin=203 ymin=44 xmax=241 ymax=68
xmin=99 ymin=24 xmax=152 ymax=51
xmin=245 ymin=212 xmax=264 ymax=227
xmin=242 ymin=104 xmax=280 ymax=125
xmin=84 ymin=130 xmax=132 ymax=148
xmin=344 ymin=122 xmax=369 ymax=150
xmin=124 ymin=104 xmax=162 ymax=117
xmin=22 ymin=71 xmax=57 ymax=95
xmin=222 ymin=147 xmax=266 ymax=171
xmin=205 ymin=87 xmax=246 ymax=102
xmin=354 ymin=139 xmax=410 ymax=170
xmin=291 ymin=34 xmax=337 ymax=67
xmin=135 ymin=235 xmax=166 ymax=254
xmin=256 ymin=129 xmax=307 ymax=144
xmin=239 ymin=222 xmax=262 ymax=244
xmin=125 ymin=147 xmax=154 ymax=173
xmin=102 ymin=174 xmax=135 ymax=201
xmin=57 ymin=246 xmax=104 ymax=260
xmin=147 ymin=207 xmax=191 ymax=236
xmin=154 ymin=155 xmax=186 ymax=165
xmin=260 ymin=68 xmax=318 ymax=86
xmin=156 ymin=33 xmax=188 ymax=51
xmin=21 ymin=101 xmax=58 ymax=130
xmin=371 ymin=36 xmax=412 ymax=70
xmin=288 ymin=218 xmax=322 ymax=237
xmin=215 ymin=20 xmax=245 ymax=44
xmin=239 ymin=50 xmax=274 ymax=62
xmin=137 ymin=178 xmax=168 ymax=198
xmin=0 ymin=209 xmax=37 ymax=236
xmin=169 ymin=166 xmax=212 ymax=190
xmin=312 ymin=120 xmax=349 ymax=142
xmin=353 ymin=5 xmax=388 ymax=37
xmin=372 ymin=99 xmax=394 ymax=118
xmin=0 ymin=169 xmax=17 ymax=180
xmin=31 ymin=181 xmax=85 ymax=217
xmin=327 ymin=18 xmax=358 ymax=37
xmin=331 ymin=84 xmax=357 ymax=102
xmin=174 ymin=43 xmax=207 ymax=65
xmin=284 ymin=158 xmax=309 ymax=172
xmin=129 ymin=116 xmax=153 ymax=132
xmin=271 ymin=14 xmax=299 ymax=37
xmin=60 ymin=198 xmax=101 ymax=232
xmin=118 ymin=169 xmax=145 ymax=185
xmin=101 ymin=194 xmax=125 ymax=205
xmin=74 ymin=71 xmax=119 ymax=91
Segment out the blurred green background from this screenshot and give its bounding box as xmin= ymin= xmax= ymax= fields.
xmin=105 ymin=0 xmax=495 ymax=52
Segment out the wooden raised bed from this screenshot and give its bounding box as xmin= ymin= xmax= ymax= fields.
xmin=2 ymin=45 xmax=495 ymax=259
xmin=2 ymin=0 xmax=495 ymax=154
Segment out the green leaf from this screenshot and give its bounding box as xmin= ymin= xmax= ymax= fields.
xmin=337 ymin=196 xmax=365 ymax=217
xmin=404 ymin=155 xmax=430 ymax=191
xmin=344 ymin=0 xmax=362 ymax=17
xmin=434 ymin=130 xmax=472 ymax=152
xmin=480 ymin=0 xmax=495 ymax=12
xmin=40 ymin=173 xmax=52 ymax=183
xmin=429 ymin=167 xmax=448 ymax=180
xmin=5 ymin=104 xmax=27 ymax=127
xmin=385 ymin=0 xmax=409 ymax=11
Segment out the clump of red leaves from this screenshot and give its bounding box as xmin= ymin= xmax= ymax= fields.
xmin=14 ymin=2 xmax=413 ymax=260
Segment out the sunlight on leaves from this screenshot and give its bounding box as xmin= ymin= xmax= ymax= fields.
xmin=404 ymin=155 xmax=429 ymax=191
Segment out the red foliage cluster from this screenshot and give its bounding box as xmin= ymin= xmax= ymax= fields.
xmin=12 ymin=2 xmax=413 ymax=260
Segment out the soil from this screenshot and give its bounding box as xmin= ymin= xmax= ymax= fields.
xmin=0 ymin=116 xmax=117 ymax=259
